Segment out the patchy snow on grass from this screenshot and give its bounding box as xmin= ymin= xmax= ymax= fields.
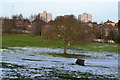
xmin=1 ymin=47 xmax=118 ymax=79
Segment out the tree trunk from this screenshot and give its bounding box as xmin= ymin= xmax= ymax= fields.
xmin=64 ymin=40 xmax=68 ymax=54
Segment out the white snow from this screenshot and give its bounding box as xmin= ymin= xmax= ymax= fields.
xmin=1 ymin=47 xmax=118 ymax=78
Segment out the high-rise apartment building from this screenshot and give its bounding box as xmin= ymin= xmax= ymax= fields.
xmin=78 ymin=13 xmax=92 ymax=22
xmin=38 ymin=11 xmax=52 ymax=23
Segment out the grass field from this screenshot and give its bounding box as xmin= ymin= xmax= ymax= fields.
xmin=2 ymin=34 xmax=64 ymax=48
xmin=2 ymin=34 xmax=118 ymax=52
xmin=1 ymin=34 xmax=118 ymax=79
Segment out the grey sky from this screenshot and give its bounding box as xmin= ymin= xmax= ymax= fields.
xmin=0 ymin=0 xmax=119 ymax=23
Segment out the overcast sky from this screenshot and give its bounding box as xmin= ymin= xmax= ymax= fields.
xmin=0 ymin=0 xmax=119 ymax=23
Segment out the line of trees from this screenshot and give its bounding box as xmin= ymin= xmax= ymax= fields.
xmin=42 ymin=15 xmax=94 ymax=54
xmin=2 ymin=14 xmax=30 ymax=34
xmin=2 ymin=14 xmax=46 ymax=35
xmin=92 ymin=23 xmax=119 ymax=43
xmin=1 ymin=14 xmax=119 ymax=44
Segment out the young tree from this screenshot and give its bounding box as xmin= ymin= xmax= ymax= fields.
xmin=42 ymin=15 xmax=94 ymax=54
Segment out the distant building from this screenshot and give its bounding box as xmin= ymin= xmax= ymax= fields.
xmin=30 ymin=18 xmax=46 ymax=35
xmin=104 ymin=20 xmax=116 ymax=27
xmin=78 ymin=13 xmax=92 ymax=22
xmin=87 ymin=21 xmax=98 ymax=27
xmin=38 ymin=11 xmax=52 ymax=23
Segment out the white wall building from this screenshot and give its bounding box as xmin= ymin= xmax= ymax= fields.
xmin=78 ymin=13 xmax=92 ymax=22
xmin=39 ymin=11 xmax=52 ymax=23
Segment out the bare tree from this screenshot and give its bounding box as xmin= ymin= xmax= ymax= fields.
xmin=101 ymin=24 xmax=115 ymax=42
xmin=29 ymin=14 xmax=37 ymax=21
xmin=2 ymin=18 xmax=15 ymax=33
xmin=42 ymin=15 xmax=94 ymax=54
xmin=30 ymin=18 xmax=46 ymax=35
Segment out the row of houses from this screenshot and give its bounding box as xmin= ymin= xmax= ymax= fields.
xmin=1 ymin=11 xmax=117 ymax=28
xmin=38 ymin=11 xmax=117 ymax=27
xmin=1 ymin=11 xmax=118 ymax=43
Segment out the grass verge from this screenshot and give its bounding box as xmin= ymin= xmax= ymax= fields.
xmin=2 ymin=34 xmax=118 ymax=52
